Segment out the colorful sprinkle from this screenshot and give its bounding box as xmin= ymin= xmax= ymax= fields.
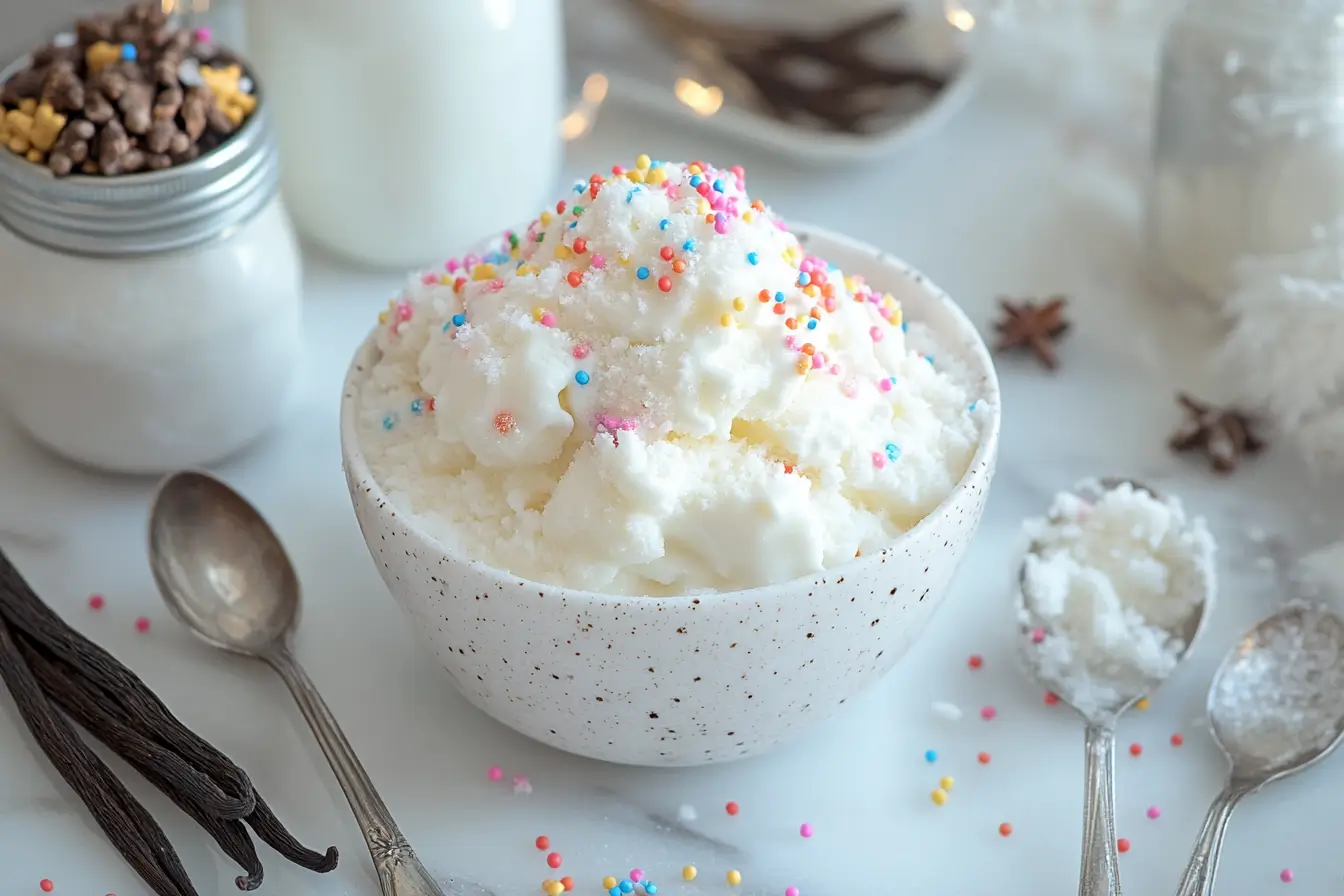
xmin=980 ymin=705 xmax=997 ymax=721
xmin=1136 ymin=697 xmax=1151 ymax=710
xmin=1044 ymin=692 xmax=1060 ymax=706
xmin=560 ymin=877 xmax=574 ymax=891
xmin=800 ymin=822 xmax=813 ymax=838
xmin=1146 ymin=806 xmax=1161 ymax=819
xmin=591 ymin=254 xmax=606 ymax=269
xmin=968 ymin=654 xmax=984 ymax=669
xmin=451 ymin=313 xmax=466 ymax=327
xmin=547 ymin=852 xmax=562 ymax=869
xmin=629 ymin=870 xmax=643 ymax=883
xmin=88 ymin=594 xmax=105 ymax=610
xmin=657 ymin=276 xmax=672 ymax=293
xmin=924 ymin=749 xmax=938 ymax=763
xmin=540 ymin=313 xmax=557 ymax=328
xmin=931 ymin=788 xmax=948 ymax=806
xmin=575 ymin=371 xmax=590 ymax=386
xmin=727 ymin=870 xmax=742 ymax=886
xmin=603 ymin=878 xmax=618 ymax=890
xmin=682 ymin=239 xmax=696 ymax=251
xmin=940 ymin=776 xmax=955 ymax=791
xmin=120 ymin=43 xmax=136 ymax=61
xmin=869 ymin=326 xmax=883 ymax=341
xmin=999 ymin=822 xmax=1013 ymax=837
xmin=672 ymin=258 xmax=687 ymax=274
xmin=1281 ymin=869 xmax=1293 ymax=883
xmin=786 ymin=888 xmax=800 ymax=896
xmin=725 ymin=801 xmax=740 ymax=816
xmin=660 ymin=246 xmax=675 ymax=261
xmin=382 ymin=413 xmax=397 ymax=431
xmin=637 ymin=267 xmax=650 ymax=280
xmin=40 ymin=881 xmax=54 ymax=893
xmin=134 ymin=617 xmax=150 ymax=633
xmin=488 ymin=765 xmax=503 ymax=781
xmin=573 ymin=344 xmax=591 ymax=360
xmin=494 ymin=412 xmax=516 ymax=435
xmin=774 ymin=291 xmax=785 ymax=303
xmin=1031 ymin=627 xmax=1046 ymax=644
xmin=747 ymin=252 xmax=759 ymax=265
xmin=573 ymin=237 xmax=588 ymax=254
xmin=659 ymin=219 xmax=669 ymax=230
xmin=978 ymin=751 xmax=992 ymax=764
xmin=1117 ymin=838 xmax=1130 ymax=854
xmin=682 ymin=866 xmax=697 ymax=881
xmin=543 ymin=881 xmax=563 ymax=896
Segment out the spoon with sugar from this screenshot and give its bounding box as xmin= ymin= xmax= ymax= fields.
xmin=1174 ymin=604 xmax=1344 ymax=896
xmin=1014 ymin=477 xmax=1216 ymax=896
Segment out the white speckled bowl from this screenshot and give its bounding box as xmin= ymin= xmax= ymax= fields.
xmin=340 ymin=224 xmax=1001 ymax=766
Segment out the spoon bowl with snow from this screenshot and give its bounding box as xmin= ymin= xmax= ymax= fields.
xmin=1014 ymin=477 xmax=1216 ymax=896
xmin=1174 ymin=604 xmax=1344 ymax=896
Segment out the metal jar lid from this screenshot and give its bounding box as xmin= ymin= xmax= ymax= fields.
xmin=0 ymin=55 xmax=279 ymax=257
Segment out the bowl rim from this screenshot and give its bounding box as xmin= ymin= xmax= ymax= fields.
xmin=340 ymin=221 xmax=1002 ymax=605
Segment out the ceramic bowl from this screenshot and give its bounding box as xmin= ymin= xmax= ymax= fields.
xmin=339 ymin=224 xmax=1001 ymax=766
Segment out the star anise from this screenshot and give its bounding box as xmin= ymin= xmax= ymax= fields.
xmin=993 ymin=296 xmax=1070 ymax=370
xmin=1169 ymin=393 xmax=1265 ymax=473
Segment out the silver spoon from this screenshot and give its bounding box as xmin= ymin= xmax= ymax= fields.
xmin=1016 ymin=478 xmax=1215 ymax=896
xmin=1175 ymin=604 xmax=1344 ymax=896
xmin=147 ymin=470 xmax=463 ymax=896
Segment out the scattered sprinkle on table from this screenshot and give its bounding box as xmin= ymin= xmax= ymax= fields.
xmin=1281 ymin=869 xmax=1293 ymax=883
xmin=88 ymin=593 xmax=105 ymax=610
xmin=1171 ymin=733 xmax=1185 ymax=747
xmin=924 ymin=748 xmax=938 ymax=763
xmin=725 ymin=800 xmax=740 ymax=816
xmin=1129 ymin=743 xmax=1143 ymax=757
xmin=980 ymin=705 xmax=997 ymax=720
xmin=1117 ymin=838 xmax=1130 ymax=854
xmin=134 ymin=617 xmax=150 ymax=633
xmin=799 ymin=822 xmax=813 ymax=838
xmin=1136 ymin=697 xmax=1151 ymax=710
xmin=40 ymin=881 xmax=54 ymax=893
xmin=786 ymin=887 xmax=800 ymax=896
xmin=682 ymin=866 xmax=697 ymax=881
xmin=535 ymin=835 xmax=550 ymax=850
xmin=629 ymin=869 xmax=643 ymax=883
xmin=1044 ymin=692 xmax=1060 ymax=706
xmin=488 ymin=765 xmax=503 ymax=781
xmin=931 ymin=787 xmax=948 ymax=806
xmin=547 ymin=851 xmax=562 ymax=868
xmin=978 ymin=751 xmax=992 ymax=764
xmin=968 ymin=654 xmax=984 ymax=669
xmin=999 ymin=822 xmax=1013 ymax=837
xmin=542 ymin=880 xmax=563 ymax=895
xmin=603 ymin=877 xmax=617 ymax=890
xmin=727 ymin=869 xmax=742 ymax=886
xmin=560 ymin=877 xmax=574 ymax=891
xmin=1147 ymin=806 xmax=1161 ymax=819
xmin=940 ymin=776 xmax=955 ymax=791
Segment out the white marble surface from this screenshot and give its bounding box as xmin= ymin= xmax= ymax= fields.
xmin=4 ymin=28 xmax=1344 ymax=896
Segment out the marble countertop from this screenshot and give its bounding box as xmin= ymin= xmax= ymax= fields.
xmin=3 ymin=72 xmax=1344 ymax=896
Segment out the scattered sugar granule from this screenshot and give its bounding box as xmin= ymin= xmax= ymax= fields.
xmin=676 ymin=804 xmax=697 ymax=823
xmin=1018 ymin=479 xmax=1215 ymax=716
xmin=1212 ymin=607 xmax=1344 ymax=768
xmin=512 ymin=775 xmax=533 ymax=795
xmin=932 ymin=701 xmax=963 ymax=721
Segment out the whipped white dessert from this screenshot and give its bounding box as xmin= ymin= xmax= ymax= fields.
xmin=356 ymin=157 xmax=985 ymax=595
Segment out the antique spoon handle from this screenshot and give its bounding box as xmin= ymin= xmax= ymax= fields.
xmin=1174 ymin=785 xmax=1246 ymax=896
xmin=267 ymin=650 xmax=446 ymax=896
xmin=1079 ymin=723 xmax=1123 ymax=896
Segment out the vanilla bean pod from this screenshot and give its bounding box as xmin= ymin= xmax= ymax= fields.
xmin=0 ymin=618 xmax=195 ymax=896
xmin=0 ymin=552 xmax=256 ymax=817
xmin=20 ymin=637 xmax=266 ymax=891
xmin=245 ymin=795 xmax=341 ymax=873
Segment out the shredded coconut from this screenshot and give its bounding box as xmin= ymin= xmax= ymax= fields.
xmin=1212 ymin=607 xmax=1344 ymax=769
xmin=356 ymin=158 xmax=985 ymax=595
xmin=1017 ymin=479 xmax=1215 ymax=716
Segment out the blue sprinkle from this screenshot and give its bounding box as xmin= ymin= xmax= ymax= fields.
xmin=620 ymin=881 xmax=634 ymax=894
xmin=926 ymin=354 xmax=935 ymax=366
xmin=887 ymin=443 xmax=901 ymax=462
xmin=746 ymin=252 xmax=759 ymax=265
xmin=774 ymin=291 xmax=785 ymax=303
xmin=381 ymin=413 xmax=397 ymax=431
xmin=924 ymin=748 xmax=937 ymax=763
xmin=901 ymin=321 xmax=909 ymax=332
xmin=969 ymin=401 xmax=978 ymax=412
xmin=798 ymin=272 xmax=811 ymax=286
xmin=658 ymin=218 xmax=669 ymax=230
xmin=575 ymin=370 xmax=590 ymax=385
xmin=573 ymin=183 xmax=585 ymax=194
xmin=451 ymin=313 xmax=466 ymax=327
xmin=569 ymin=221 xmax=578 ymax=229
xmin=645 ymin=885 xmax=658 ymax=895
xmin=712 ymin=179 xmax=724 ymax=192
xmin=650 ymin=159 xmax=663 ymax=168
xmin=682 ymin=239 xmax=696 ymax=252
xmin=627 ymin=188 xmax=639 ymax=202
xmin=689 ymin=174 xmax=702 ymax=187
xmin=609 ymin=889 xmax=621 ymax=896
xmin=120 ymin=43 xmax=137 ymax=61
xmin=636 ymin=266 xmax=650 ymax=280
xmin=807 ymin=319 xmax=818 ymax=330
xmin=410 ymin=398 xmax=424 ymax=414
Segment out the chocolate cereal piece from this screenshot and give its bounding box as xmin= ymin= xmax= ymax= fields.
xmin=151 ymin=85 xmax=181 ymax=121
xmin=118 ymin=81 xmax=153 ymax=134
xmin=41 ymin=62 xmax=84 ymax=112
xmin=47 ymin=118 xmax=94 ymax=175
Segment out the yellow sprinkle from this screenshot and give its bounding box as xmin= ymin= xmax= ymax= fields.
xmin=890 ymin=305 xmax=903 ymax=327
xmin=628 ymin=169 xmax=645 ymax=184
xmin=688 ymin=163 xmax=702 ymax=175
xmin=540 ymin=211 xmax=553 ymax=226
xmin=795 ymin=357 xmax=810 ymax=375
xmin=803 ymin=284 xmax=819 ymax=297
xmin=697 ymin=198 xmax=710 ymax=214
xmin=647 ymin=168 xmax=666 ymax=185
xmin=439 ymin=274 xmax=453 ymax=285
xmin=931 ymin=788 xmax=948 ymax=806
xmin=602 ymin=878 xmax=617 ymax=890
xmin=844 ymin=276 xmax=858 ymax=292
xmin=727 ymin=870 xmax=742 ymax=886
xmin=542 ymin=881 xmax=563 ymax=896
xmin=635 ymin=153 xmax=652 ymax=170
xmin=470 ymin=263 xmax=495 ymax=281
xmin=618 ymin=254 xmax=630 ymax=266
xmin=1136 ymin=697 xmax=1151 ymax=711
xmin=732 ymin=296 xmax=745 ymax=311
xmin=720 ymin=313 xmax=733 ymax=327
xmin=554 ymin=245 xmax=573 ymax=260
xmin=377 ymin=311 xmax=388 ymax=324
xmin=682 ymin=866 xmax=697 ymax=881
xmin=743 ymin=210 xmax=754 ymax=223
xmin=940 ymin=776 xmax=955 ymax=791
xmin=532 ymin=307 xmax=546 ymax=322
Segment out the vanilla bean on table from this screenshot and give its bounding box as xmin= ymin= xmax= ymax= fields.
xmin=0 ymin=548 xmax=338 ymax=892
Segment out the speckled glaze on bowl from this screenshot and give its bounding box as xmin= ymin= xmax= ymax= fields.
xmin=340 ymin=224 xmax=1001 ymax=766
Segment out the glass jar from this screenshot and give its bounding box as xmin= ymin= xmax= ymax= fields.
xmin=0 ymin=61 xmax=302 ymax=474
xmin=244 ymin=0 xmax=564 ymax=270
xmin=1147 ymin=0 xmax=1344 ymax=307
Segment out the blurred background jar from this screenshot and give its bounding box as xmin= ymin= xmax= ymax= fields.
xmin=245 ymin=0 xmax=565 ymax=269
xmin=1147 ymin=0 xmax=1344 ymax=308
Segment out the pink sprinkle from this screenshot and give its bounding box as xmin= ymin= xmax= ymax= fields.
xmin=824 ymin=297 xmax=837 ymax=313
xmin=799 ymin=259 xmax=815 ymax=274
xmin=1146 ymin=806 xmax=1160 ymax=819
xmin=871 ymin=452 xmax=886 ymax=470
xmin=696 ymin=181 xmax=711 ymax=196
xmin=1281 ymin=869 xmax=1293 ymax=883
xmin=1031 ymin=628 xmax=1046 ymax=644
xmin=421 ymin=272 xmax=437 ymax=285
xmin=799 ymin=823 xmax=813 ymax=838
xmin=487 ymin=765 xmax=503 ymax=781
xmin=396 ymin=302 xmax=413 ymax=322
xmin=980 ymin=705 xmax=997 ymax=720
xmin=715 ymin=220 xmax=729 ymax=234
xmin=810 ymin=355 xmax=822 ymax=369
xmin=591 ymin=254 xmax=606 ymax=269
xmin=463 ymin=253 xmax=480 ymax=267
xmin=785 ymin=335 xmax=799 ymax=350
xmin=193 ymin=25 xmax=212 ymax=42
xmin=869 ymin=326 xmax=883 ymax=342
xmin=487 ymin=278 xmax=505 ymax=292
xmin=878 ymin=378 xmax=893 ymax=393
xmin=629 ymin=869 xmax=644 ymax=883
xmin=786 ymin=888 xmax=800 ymax=896
xmin=572 ymin=343 xmax=591 ymax=359
xmin=134 ymin=617 xmax=150 ymax=633
xmin=829 ymin=364 xmax=841 ymax=375
xmin=88 ymin=594 xmax=105 ymax=610
xmin=710 ymin=195 xmax=725 ymax=211
xmin=539 ymin=313 xmax=557 ymax=328
xmin=445 ymin=258 xmax=461 ymax=273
